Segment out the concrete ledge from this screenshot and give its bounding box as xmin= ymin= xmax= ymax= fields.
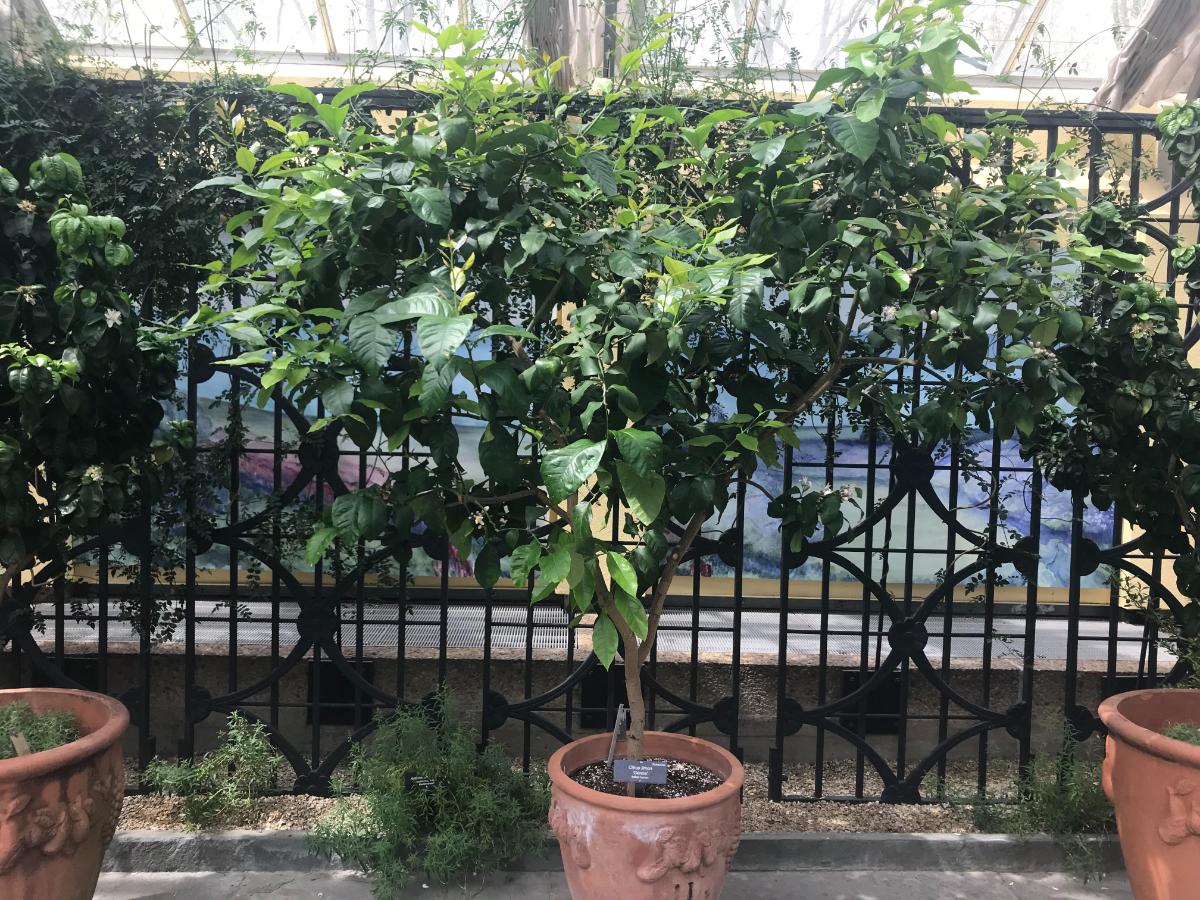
xmin=104 ymin=830 xmax=1124 ymax=875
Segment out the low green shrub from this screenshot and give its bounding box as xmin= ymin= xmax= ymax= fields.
xmin=1163 ymin=722 xmax=1200 ymax=746
xmin=143 ymin=711 xmax=280 ymax=828
xmin=968 ymin=740 xmax=1114 ymax=881
xmin=309 ymin=700 xmax=549 ymax=897
xmin=0 ymin=701 xmax=79 ymax=758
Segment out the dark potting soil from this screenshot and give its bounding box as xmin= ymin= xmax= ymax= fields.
xmin=570 ymin=758 xmax=724 ymax=799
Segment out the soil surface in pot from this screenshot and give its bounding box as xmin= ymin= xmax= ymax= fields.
xmin=569 ymin=758 xmax=722 ymax=799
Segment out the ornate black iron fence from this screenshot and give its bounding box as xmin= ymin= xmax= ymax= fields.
xmin=2 ymin=98 xmax=1197 ymax=802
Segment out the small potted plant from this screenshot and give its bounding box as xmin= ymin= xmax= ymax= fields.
xmin=0 ymin=155 xmax=177 ymax=896
xmin=0 ymin=689 xmax=128 ymax=899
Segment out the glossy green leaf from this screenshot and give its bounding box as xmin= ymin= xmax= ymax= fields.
xmin=475 ymin=542 xmax=501 ymax=589
xmin=416 ymin=314 xmax=474 ymax=364
xmin=540 ymin=439 xmax=606 ymax=503
xmin=616 ymin=460 xmax=665 ymax=525
xmin=410 ymin=186 xmax=451 ymax=226
xmin=606 ymin=551 xmax=639 ymax=597
xmin=348 ymin=313 xmax=394 ymax=374
xmin=612 ymin=428 xmax=663 ymax=476
xmin=331 ymin=491 xmax=387 ymax=539
xmin=829 ymin=114 xmax=880 ymax=162
xmin=304 ymin=525 xmax=338 ymax=566
xmin=592 ymin=612 xmax=618 ymax=668
xmin=613 ymin=588 xmax=648 ymax=640
xmin=580 ymin=151 xmax=619 ymax=196
xmin=853 ymin=86 xmax=887 ymax=122
xmin=509 ymin=544 xmax=541 ymax=584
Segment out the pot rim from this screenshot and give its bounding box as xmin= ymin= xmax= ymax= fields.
xmin=547 ymin=730 xmax=744 ymax=814
xmin=1098 ymin=687 xmax=1200 ymax=768
xmin=0 ymin=687 xmax=128 ymax=782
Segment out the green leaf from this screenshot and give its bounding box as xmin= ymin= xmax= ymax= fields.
xmin=580 ymin=151 xmax=619 ymax=196
xmin=0 ymin=167 xmax=17 ymax=194
xmin=531 ymin=577 xmax=558 ymax=603
xmin=331 ymin=491 xmax=387 ymax=539
xmin=606 ymin=551 xmax=638 ymax=596
xmin=540 ymin=546 xmax=572 ymax=586
xmin=235 ymin=147 xmax=257 ymax=173
xmin=438 ymin=116 xmax=471 ymax=152
xmin=729 ymin=268 xmax=764 ymax=330
xmin=375 ymin=284 xmax=456 ymax=322
xmin=331 ymin=82 xmax=376 ymax=107
xmin=520 ymin=229 xmax=547 ymax=255
xmin=608 ymin=250 xmax=646 ymax=279
xmin=348 ymin=313 xmax=394 ymax=374
xmin=592 ymin=612 xmax=618 ymax=668
xmin=475 ymin=543 xmax=501 ymax=589
xmin=509 ymin=544 xmax=541 ymax=584
xmin=410 ymin=186 xmax=451 ymax=226
xmin=613 ymin=588 xmax=648 ymax=640
xmin=789 ymin=98 xmax=833 ymax=119
xmin=1030 ymin=318 xmax=1059 ymax=347
xmin=192 ymin=175 xmax=245 ymax=192
xmin=1059 ymin=308 xmax=1085 ymax=342
xmin=257 ymin=151 xmax=298 ymax=175
xmin=476 ymin=324 xmax=537 ymax=341
xmin=320 ymin=379 xmax=354 ymax=415
xmin=670 ymin=475 xmax=717 ymax=521
xmin=829 ymin=114 xmax=880 ymax=162
xmin=479 ymin=423 xmax=521 ymax=483
xmin=853 ymin=86 xmax=887 ymax=122
xmin=305 ymin=525 xmax=338 ymax=566
xmin=267 ymin=83 xmax=320 ymax=108
xmin=540 ymin=439 xmax=606 ymax=503
xmin=750 ymin=135 xmax=785 ymax=166
xmin=615 ymin=460 xmax=665 ymax=524
xmin=808 ymin=66 xmax=859 ymax=98
xmin=972 ymin=301 xmax=1001 ymax=331
xmin=417 ymin=314 xmax=474 ymax=364
xmin=419 ymin=360 xmax=455 ymax=414
xmin=612 ymin=428 xmax=663 ymax=476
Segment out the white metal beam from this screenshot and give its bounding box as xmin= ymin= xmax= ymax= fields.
xmin=996 ymin=0 xmax=1051 ymax=76
xmin=314 ymin=0 xmax=337 ymax=58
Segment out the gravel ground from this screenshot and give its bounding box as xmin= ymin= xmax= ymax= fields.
xmin=118 ymin=794 xmax=339 ymax=831
xmin=118 ymin=758 xmax=1012 ymax=834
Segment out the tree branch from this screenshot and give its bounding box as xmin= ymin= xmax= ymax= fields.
xmin=639 ymin=508 xmax=710 ymax=665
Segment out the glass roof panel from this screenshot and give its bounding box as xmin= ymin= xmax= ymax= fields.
xmin=35 ymin=0 xmax=1159 ymax=88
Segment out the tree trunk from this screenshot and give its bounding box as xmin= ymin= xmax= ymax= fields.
xmin=621 ymin=628 xmax=644 ymax=797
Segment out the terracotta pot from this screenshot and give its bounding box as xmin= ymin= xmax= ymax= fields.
xmin=0 ymin=688 xmax=128 ymax=900
xmin=548 ymin=730 xmax=743 ymax=900
xmin=1100 ymin=688 xmax=1200 ymax=900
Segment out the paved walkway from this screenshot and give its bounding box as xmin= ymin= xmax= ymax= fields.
xmin=95 ymin=868 xmax=1132 ymax=899
xmin=41 ymin=600 xmax=1160 ymax=666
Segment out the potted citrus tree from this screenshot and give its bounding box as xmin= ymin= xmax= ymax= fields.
xmin=184 ymin=2 xmax=1181 ymax=896
xmin=0 ymin=154 xmax=178 ymax=898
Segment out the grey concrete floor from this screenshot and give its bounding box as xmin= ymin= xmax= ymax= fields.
xmin=94 ymin=869 xmax=1133 ymax=899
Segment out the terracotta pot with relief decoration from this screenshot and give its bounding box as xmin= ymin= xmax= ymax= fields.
xmin=547 ymin=730 xmax=743 ymax=900
xmin=0 ymin=688 xmax=128 ymax=900
xmin=1100 ymin=688 xmax=1200 ymax=900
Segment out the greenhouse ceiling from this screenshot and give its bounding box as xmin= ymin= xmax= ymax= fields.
xmin=21 ymin=1 xmax=1161 ymax=105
